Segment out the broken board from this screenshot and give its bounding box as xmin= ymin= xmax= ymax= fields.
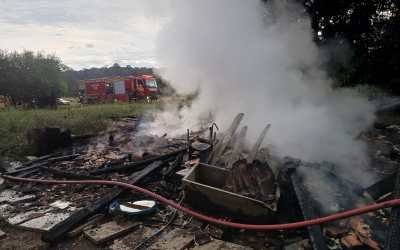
xmin=18 ymin=213 xmax=71 ymax=232
xmin=0 ymin=189 xmax=36 ymax=204
xmin=109 ymin=226 xmax=156 ymax=250
xmin=84 ymin=220 xmax=140 ymax=245
xmin=7 ymin=208 xmax=51 ymax=225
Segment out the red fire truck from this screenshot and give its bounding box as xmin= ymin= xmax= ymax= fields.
xmin=82 ymin=75 xmax=160 ymax=103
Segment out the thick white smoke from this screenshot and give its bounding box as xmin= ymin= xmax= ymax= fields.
xmin=149 ymin=0 xmax=375 ymax=172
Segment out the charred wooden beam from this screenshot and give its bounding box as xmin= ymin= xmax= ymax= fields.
xmin=247 ymin=124 xmax=270 ymax=164
xmin=41 ymin=160 xmax=164 ymax=243
xmin=89 ymin=149 xmax=185 ymax=175
xmin=365 ymin=174 xmax=397 ymax=200
xmin=162 ymin=152 xmax=184 ymax=177
xmin=226 ymin=126 xmax=247 ymax=169
xmin=291 ymin=171 xmax=328 ymax=250
xmin=47 ymin=154 xmax=81 ymax=163
xmin=7 ymin=154 xmax=80 ymax=176
xmin=22 ymin=153 xmax=57 ymax=166
xmin=7 ymin=162 xmax=48 ymax=175
xmin=39 ymin=167 xmax=102 ymax=180
xmin=210 ymin=113 xmax=244 ymax=165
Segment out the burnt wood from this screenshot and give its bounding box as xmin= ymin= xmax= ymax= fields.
xmin=89 ymin=149 xmax=185 ymax=175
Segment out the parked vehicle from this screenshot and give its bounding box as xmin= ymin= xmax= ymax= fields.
xmin=82 ymin=75 xmax=159 ymax=103
xmin=56 ymin=98 xmax=71 ymax=105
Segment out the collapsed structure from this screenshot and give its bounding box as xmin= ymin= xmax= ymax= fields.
xmin=0 ymin=111 xmax=400 ymax=249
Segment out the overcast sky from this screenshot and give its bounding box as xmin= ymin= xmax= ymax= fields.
xmin=0 ymin=0 xmax=167 ymax=69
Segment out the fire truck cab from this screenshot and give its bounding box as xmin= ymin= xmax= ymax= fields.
xmin=124 ymin=75 xmax=159 ymax=101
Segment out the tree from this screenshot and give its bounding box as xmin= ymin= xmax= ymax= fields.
xmin=0 ymin=50 xmax=66 ymax=106
xmin=296 ymin=0 xmax=400 ymax=92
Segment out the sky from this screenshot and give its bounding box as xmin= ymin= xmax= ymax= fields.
xmin=0 ymin=0 xmax=166 ymax=69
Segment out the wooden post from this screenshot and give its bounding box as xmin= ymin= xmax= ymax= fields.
xmin=247 ymin=124 xmax=270 ymax=164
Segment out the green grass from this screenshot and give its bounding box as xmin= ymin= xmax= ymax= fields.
xmin=0 ymin=102 xmax=157 ymax=159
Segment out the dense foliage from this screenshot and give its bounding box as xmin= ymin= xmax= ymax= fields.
xmin=298 ymin=0 xmax=400 ymax=92
xmin=0 ymin=51 xmax=67 ymax=106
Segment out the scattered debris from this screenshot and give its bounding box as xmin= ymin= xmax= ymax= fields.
xmin=0 ymin=113 xmax=399 ymax=249
xmin=109 ymin=226 xmax=157 ymax=250
xmin=50 ymin=200 xmax=71 ymax=210
xmin=0 ymin=189 xmax=36 ymax=204
xmin=194 ymin=230 xmax=212 ymax=246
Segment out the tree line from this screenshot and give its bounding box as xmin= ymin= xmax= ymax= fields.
xmin=0 ymin=51 xmax=67 ymax=107
xmin=1 ymin=0 xmax=400 ymax=106
xmin=296 ymin=0 xmax=400 ymax=92
xmin=0 ymin=53 xmax=167 ymax=106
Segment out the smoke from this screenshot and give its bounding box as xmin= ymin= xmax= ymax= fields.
xmin=148 ymin=0 xmax=375 ymax=173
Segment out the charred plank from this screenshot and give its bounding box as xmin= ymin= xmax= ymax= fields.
xmin=89 ymin=149 xmax=185 ymax=175
xmin=39 ymin=167 xmax=102 ymax=180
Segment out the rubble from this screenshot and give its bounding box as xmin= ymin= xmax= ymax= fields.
xmin=0 ymin=189 xmax=36 ymax=204
xmin=0 ymin=113 xmax=400 ymax=249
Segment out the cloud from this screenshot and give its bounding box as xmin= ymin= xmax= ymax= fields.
xmin=0 ymin=0 xmax=165 ymax=69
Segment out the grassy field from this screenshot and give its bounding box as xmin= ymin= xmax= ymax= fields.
xmin=0 ymin=102 xmax=157 ymax=159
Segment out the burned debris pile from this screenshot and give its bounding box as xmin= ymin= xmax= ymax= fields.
xmin=225 ymin=159 xmax=276 ymax=203
xmin=0 ymin=113 xmax=400 ymax=249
